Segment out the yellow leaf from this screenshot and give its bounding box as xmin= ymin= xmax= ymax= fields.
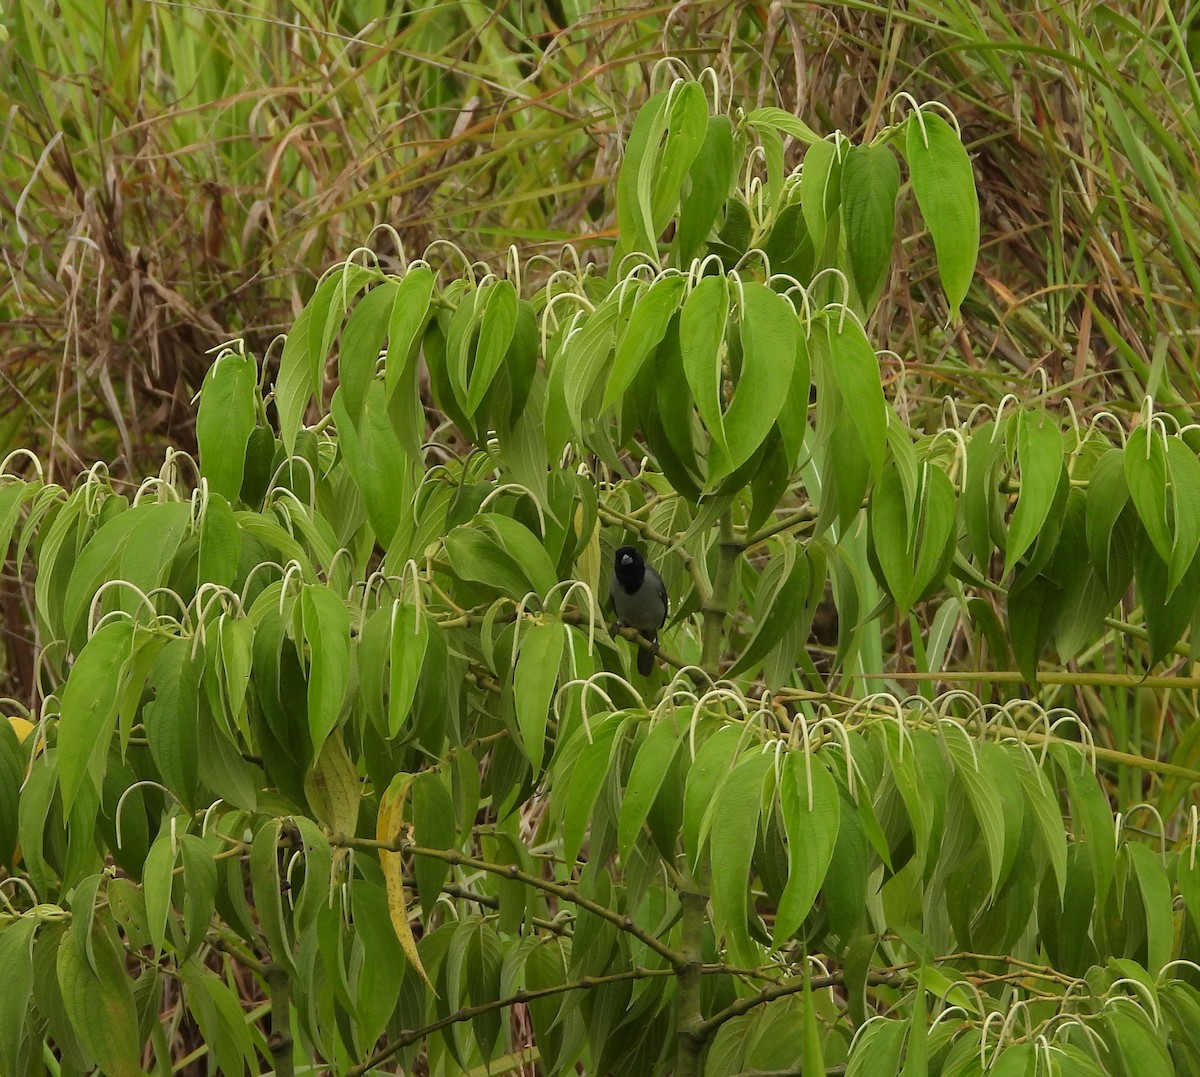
xmin=8 ymin=716 xmax=34 ymax=744
xmin=376 ymin=775 xmax=434 ymax=990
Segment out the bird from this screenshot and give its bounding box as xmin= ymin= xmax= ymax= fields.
xmin=610 ymin=545 xmax=668 ymax=676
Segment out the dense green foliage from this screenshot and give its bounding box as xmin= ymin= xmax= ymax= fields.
xmin=3 ymin=73 xmax=1200 ymax=1075
xmin=6 ymin=3 xmax=1200 ymax=1076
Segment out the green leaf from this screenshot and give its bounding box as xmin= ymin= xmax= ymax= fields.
xmin=800 ymin=139 xmax=839 ymax=267
xmin=720 ymin=282 xmax=800 ymax=476
xmin=618 ymin=714 xmax=689 ymax=863
xmin=198 ymin=492 xmax=241 ymax=587
xmin=905 ymin=111 xmax=979 ymax=319
xmin=1005 ymin=411 xmax=1064 ymax=577
xmin=388 ymin=603 xmax=429 ymax=738
xmin=1125 ymin=842 xmax=1172 ymax=974
xmin=727 ymin=543 xmax=811 ymax=678
xmin=196 ymin=348 xmax=257 ymax=501
xmin=57 ymin=918 xmax=142 ymax=1077
xmin=332 ymin=381 xmax=412 ymax=547
xmin=710 ymin=750 xmax=773 ymax=964
xmin=384 ymin=266 xmax=437 ymax=459
xmin=337 ymin=279 xmax=397 ymax=425
xmin=775 ymin=752 xmax=840 ymax=944
xmin=250 ymin=818 xmax=296 ymax=975
xmin=680 ymin=274 xmax=730 ymax=458
xmin=559 ymin=291 xmax=621 ymax=443
xmin=467 ymin=279 xmax=519 ymax=417
xmin=744 ymin=106 xmax=823 ymax=145
xmin=300 ymin=583 xmax=351 ymax=753
xmin=1165 ymin=437 xmax=1200 ymax=594
xmin=178 ymin=834 xmax=218 ymax=961
xmin=411 ymin=770 xmax=456 ymax=921
xmin=514 ymin=622 xmax=565 ymax=777
xmin=1125 ymin=423 xmax=1172 ymax=565
xmin=605 ymin=275 xmax=686 ymax=410
xmin=560 ymin=712 xmax=624 ymax=864
xmin=1085 ymin=449 xmax=1131 ymax=585
xmin=943 ymin=732 xmax=1021 ymax=898
xmin=142 ymin=830 xmax=175 ymax=959
xmin=59 ymin=619 xmax=133 ymax=815
xmin=0 ymin=919 xmax=36 ymax=1077
xmin=841 ymin=144 xmax=900 ymax=311
xmin=275 ymin=270 xmax=344 ymax=455
xmin=675 ymin=116 xmax=736 ymax=265
xmin=682 ymin=723 xmax=742 ymax=869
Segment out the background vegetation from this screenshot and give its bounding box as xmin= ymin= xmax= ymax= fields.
xmin=4 ymin=1 xmax=1200 ymax=1074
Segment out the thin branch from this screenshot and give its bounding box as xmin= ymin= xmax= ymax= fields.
xmin=330 ymin=834 xmax=685 ymax=967
xmin=346 ymin=965 xmax=675 ymax=1076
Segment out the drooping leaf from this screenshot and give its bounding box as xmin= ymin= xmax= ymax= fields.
xmin=905 ymin=110 xmax=979 ymax=319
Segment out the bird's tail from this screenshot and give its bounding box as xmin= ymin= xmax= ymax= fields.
xmin=637 ymin=632 xmax=658 ymax=676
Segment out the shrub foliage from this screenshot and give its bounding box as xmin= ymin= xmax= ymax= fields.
xmin=4 ymin=79 xmax=1200 ymax=1076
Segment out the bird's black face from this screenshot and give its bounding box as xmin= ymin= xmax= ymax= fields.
xmin=614 ymin=545 xmax=645 ymax=589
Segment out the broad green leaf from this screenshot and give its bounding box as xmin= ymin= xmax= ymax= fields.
xmin=710 ymin=750 xmax=773 ymax=964
xmin=870 ymin=462 xmax=916 ymax=610
xmin=1125 ymin=842 xmax=1172 ymax=974
xmin=384 ymin=266 xmax=437 ymax=459
xmin=275 ymin=270 xmax=346 ymax=454
xmin=943 ymin=732 xmax=1021 ymax=898
xmin=0 ymin=918 xmax=36 ymax=1077
xmin=774 ymin=752 xmax=840 ymax=944
xmin=478 ymin=515 xmax=559 ymax=598
xmin=618 ymin=714 xmax=689 ymax=862
xmin=1015 ymin=756 xmax=1068 ymax=898
xmin=800 ymin=139 xmax=838 ymax=267
xmin=1103 ymin=1005 xmax=1174 ymax=1077
xmin=675 ymin=116 xmax=736 ymax=265
xmin=142 ymin=831 xmax=175 ymax=959
xmin=615 ymin=92 xmax=670 ymax=257
xmin=198 ymin=492 xmax=241 ymax=587
xmin=337 ymin=279 xmax=396 ymax=425
xmin=178 ymin=834 xmax=218 ymax=961
xmin=682 ymin=723 xmax=742 ymax=869
xmin=332 ymin=381 xmax=412 ymax=547
xmin=250 ymin=818 xmax=297 ymax=976
xmin=57 ymin=919 xmax=142 ymax=1077
xmin=388 ymin=602 xmax=429 ymax=738
xmin=514 ymin=622 xmax=565 ymax=777
xmin=1124 ymin=423 xmax=1171 ymax=565
xmin=905 ymin=111 xmax=979 ymax=319
xmin=300 ymin=583 xmax=351 ymax=753
xmin=196 ymin=348 xmax=257 ymax=501
xmin=467 ymin=279 xmax=519 ymax=417
xmin=841 ymin=144 xmax=900 ymax=311
xmin=605 ymin=275 xmax=686 ymax=409
xmin=561 ymin=712 xmax=625 ymax=864
xmin=720 ymin=283 xmax=800 ymax=475
xmin=411 ymin=770 xmax=456 ymax=921
xmin=680 ymin=274 xmax=730 ymax=457
xmin=1005 ymin=411 xmax=1064 ymax=577
xmin=58 ymin=619 xmax=133 ymax=815
xmin=827 ymin=317 xmax=887 ymax=478
xmin=1085 ymin=448 xmax=1130 ymax=585
xmin=142 ymin=638 xmax=201 ymax=809
xmin=1165 ymin=437 xmax=1200 ymax=594
xmin=744 ymin=105 xmax=823 ymax=145
xmin=649 ymin=82 xmax=710 ymax=240
xmin=727 ymin=544 xmax=810 ymax=677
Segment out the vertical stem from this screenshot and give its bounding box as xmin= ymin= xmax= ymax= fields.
xmin=266 ymin=964 xmax=294 ymax=1077
xmin=700 ymin=514 xmax=738 ymax=676
xmin=675 ymin=888 xmax=708 ymax=1077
